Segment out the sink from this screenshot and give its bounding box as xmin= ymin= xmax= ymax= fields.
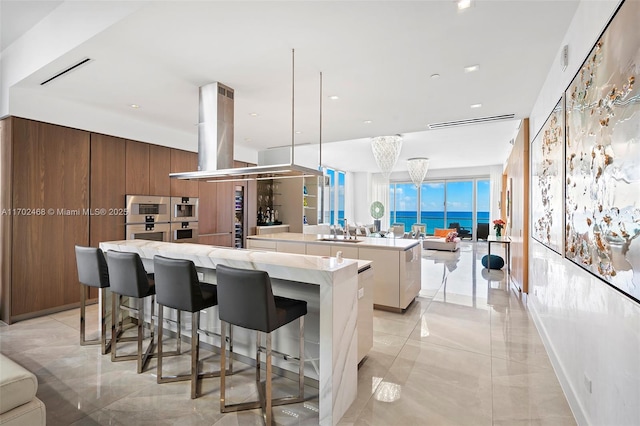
xmin=316 ymin=238 xmax=363 ymax=243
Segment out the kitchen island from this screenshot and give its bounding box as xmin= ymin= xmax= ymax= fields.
xmin=99 ymin=239 xmax=361 ymax=426
xmin=246 ymin=233 xmax=421 ymax=311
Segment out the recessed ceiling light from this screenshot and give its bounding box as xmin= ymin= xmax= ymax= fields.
xmin=295 ymin=131 xmax=302 ymax=134
xmin=470 ymin=103 xmax=482 ymax=108
xmin=364 ymin=120 xmax=372 ymax=124
xmin=249 ymin=112 xmax=259 ymax=116
xmin=464 ymin=64 xmax=480 ymax=73
xmin=457 ymin=0 xmax=472 ymax=11
xmin=129 ymin=104 xmax=140 ymax=109
xmin=329 ymin=95 xmax=339 ymax=100
xmin=430 ymin=73 xmax=440 ymax=79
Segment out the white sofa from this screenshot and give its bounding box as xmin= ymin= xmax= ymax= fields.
xmin=0 ymin=354 xmax=46 ymax=426
xmin=422 ymin=236 xmax=460 ymax=251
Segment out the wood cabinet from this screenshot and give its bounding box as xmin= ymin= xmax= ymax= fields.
xmin=125 ymin=140 xmax=149 ymax=195
xmin=149 ymin=144 xmax=171 ymax=196
xmin=90 ymin=134 xmax=126 ymax=247
xmin=125 ymin=140 xmax=171 ymax=196
xmin=170 ymin=149 xmax=198 ymax=197
xmin=0 ymin=118 xmax=12 ymax=322
xmin=8 ymin=118 xmax=90 ymax=321
xmin=198 ymin=181 xmax=234 ymax=247
xmin=198 ymin=234 xmax=233 ymax=247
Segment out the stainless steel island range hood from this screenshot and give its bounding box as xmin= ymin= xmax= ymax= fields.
xmin=170 ymin=50 xmax=322 ymax=182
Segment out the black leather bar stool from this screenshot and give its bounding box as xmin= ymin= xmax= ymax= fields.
xmin=215 ymin=264 xmax=307 ymax=425
xmin=106 ymin=251 xmax=156 ymax=373
xmin=153 ymin=255 xmax=230 ymax=399
xmin=74 ymin=246 xmax=111 ymax=354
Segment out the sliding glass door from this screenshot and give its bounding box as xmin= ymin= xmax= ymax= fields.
xmin=445 ymin=180 xmax=474 ymax=236
xmin=420 ymin=182 xmax=445 ymax=235
xmin=389 ymin=183 xmax=417 ymax=233
xmin=390 ymin=177 xmax=490 ymax=239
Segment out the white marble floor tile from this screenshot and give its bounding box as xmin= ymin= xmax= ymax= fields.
xmin=491 ymin=357 xmax=576 ymax=425
xmin=351 ymin=340 xmax=494 ymax=426
xmin=0 ymin=242 xmax=575 ymax=425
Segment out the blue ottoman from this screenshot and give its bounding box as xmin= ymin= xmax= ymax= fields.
xmin=481 ymin=254 xmax=504 ymax=269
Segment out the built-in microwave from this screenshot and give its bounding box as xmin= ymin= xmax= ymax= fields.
xmin=126 ymin=195 xmax=170 ymax=223
xmin=171 ymin=197 xmax=198 ymax=222
xmin=171 ymin=221 xmax=199 ymax=243
xmin=125 ymin=222 xmax=171 ymax=242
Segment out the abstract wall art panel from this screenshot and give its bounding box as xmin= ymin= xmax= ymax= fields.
xmin=532 ymin=99 xmax=564 ymax=254
xmin=565 ymin=0 xmax=640 ymax=303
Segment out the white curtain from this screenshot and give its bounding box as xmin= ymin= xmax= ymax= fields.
xmin=489 ymin=165 xmax=503 ymax=223
xmin=370 ymin=173 xmax=390 ymax=230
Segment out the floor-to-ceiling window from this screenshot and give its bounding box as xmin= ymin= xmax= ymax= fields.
xmin=324 ymin=168 xmax=345 ymax=226
xmin=390 ymin=177 xmax=489 ymax=238
xmin=420 ymin=182 xmax=446 ymax=234
xmin=389 ymin=183 xmax=417 ymax=232
xmin=476 ymin=178 xmax=490 ymax=231
xmin=445 ymin=180 xmax=474 ymax=234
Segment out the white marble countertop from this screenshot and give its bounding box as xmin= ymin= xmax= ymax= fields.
xmin=247 ymin=232 xmax=421 ymax=250
xmin=100 ymin=240 xmax=358 ymax=286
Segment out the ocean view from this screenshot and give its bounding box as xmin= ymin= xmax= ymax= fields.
xmin=390 ymin=211 xmax=489 ymax=235
xmin=329 ymin=211 xmax=490 ymax=235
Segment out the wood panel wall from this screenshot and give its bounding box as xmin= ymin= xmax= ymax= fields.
xmin=198 ymin=181 xmax=234 ymax=246
xmin=11 ymin=118 xmax=90 ymax=319
xmin=0 ymin=118 xmax=13 ymax=323
xmin=125 ymin=140 xmax=150 ymax=195
xmin=170 ymin=149 xmax=198 ymax=197
xmin=90 ymin=134 xmax=126 ymax=247
xmin=149 ymin=144 xmax=171 ymax=196
xmin=1 ymin=116 xmax=254 ymax=321
xmin=504 ymin=118 xmax=530 ymax=293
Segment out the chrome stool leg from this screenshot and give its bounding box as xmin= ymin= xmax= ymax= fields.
xmin=80 ymin=286 xmax=111 ymax=354
xmin=158 ymin=307 xmax=231 ymax=399
xmin=220 ymin=316 xmax=305 ymax=420
xmin=111 ymin=294 xmax=155 ymax=373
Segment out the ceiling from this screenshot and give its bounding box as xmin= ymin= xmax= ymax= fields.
xmin=2 ymin=0 xmax=579 ymax=174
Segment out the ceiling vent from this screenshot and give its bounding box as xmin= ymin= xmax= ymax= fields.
xmin=40 ymin=58 xmax=93 ymax=86
xmin=427 ymin=113 xmax=516 ymax=129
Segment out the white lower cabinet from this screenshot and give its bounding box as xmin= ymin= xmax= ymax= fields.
xmin=276 ymin=241 xmax=306 ymax=254
xmin=399 ymin=244 xmax=421 ymax=309
xmin=357 ymin=265 xmax=374 ymax=363
xmin=358 ymin=248 xmax=401 ymax=308
xmin=247 ymin=237 xmax=420 ymax=311
xmin=330 ymin=245 xmax=359 ymax=260
xmin=246 ymin=239 xmax=277 ymax=252
xmin=305 ymin=243 xmax=331 ymax=257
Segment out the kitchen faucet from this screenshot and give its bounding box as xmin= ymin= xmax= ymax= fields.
xmin=339 ymin=219 xmax=354 ymax=240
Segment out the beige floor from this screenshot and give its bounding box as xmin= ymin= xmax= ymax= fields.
xmin=0 ymin=242 xmax=576 ymax=425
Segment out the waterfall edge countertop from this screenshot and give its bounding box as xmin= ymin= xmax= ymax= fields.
xmin=247 ymin=232 xmax=421 ymax=250
xmin=99 ymin=239 xmax=361 ymax=426
xmin=246 ymin=233 xmax=422 ymax=312
xmin=100 ymin=239 xmax=360 ymax=286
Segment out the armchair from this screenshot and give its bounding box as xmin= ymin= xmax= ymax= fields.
xmin=449 ymin=222 xmax=471 ymax=239
xmin=477 ymin=223 xmax=489 ymax=240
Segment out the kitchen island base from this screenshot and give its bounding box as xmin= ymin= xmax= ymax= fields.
xmin=100 ymin=240 xmax=360 ymax=426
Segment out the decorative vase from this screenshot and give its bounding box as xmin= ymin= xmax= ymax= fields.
xmin=495 ymin=228 xmax=502 ymax=237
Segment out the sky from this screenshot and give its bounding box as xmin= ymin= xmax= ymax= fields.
xmin=391 ymin=179 xmax=490 ymax=212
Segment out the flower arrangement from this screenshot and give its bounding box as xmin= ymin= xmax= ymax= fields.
xmin=493 ymin=219 xmax=506 ymax=236
xmin=445 ymin=231 xmax=458 ymax=243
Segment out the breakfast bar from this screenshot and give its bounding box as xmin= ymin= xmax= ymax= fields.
xmin=246 ymin=233 xmax=422 ymax=311
xmin=99 ymin=240 xmax=360 ymax=426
